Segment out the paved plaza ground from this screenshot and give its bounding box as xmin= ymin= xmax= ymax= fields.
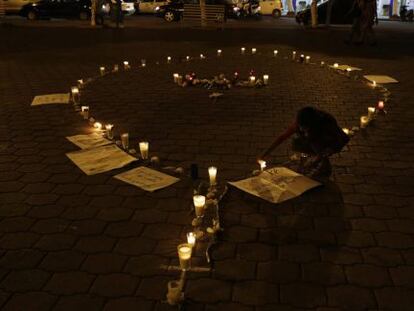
xmin=0 ymin=16 xmax=414 ymax=310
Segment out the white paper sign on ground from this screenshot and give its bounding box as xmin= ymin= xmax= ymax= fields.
xmin=66 ymin=133 xmax=112 ymax=149
xmin=329 ymin=65 xmax=362 ymax=71
xmin=31 ymin=93 xmax=71 ymax=106
xmin=363 ymin=75 xmax=399 ymax=84
xmin=114 ymin=166 xmax=180 ymax=192
xmin=229 ymin=167 xmax=322 ymax=204
xmin=66 ymin=144 xmax=136 ymax=175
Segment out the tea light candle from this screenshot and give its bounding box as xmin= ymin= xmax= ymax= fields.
xmin=177 ymin=244 xmax=192 ymax=271
xmin=249 ymin=76 xmax=256 ymax=85
xmin=167 ymin=56 xmax=171 ymax=63
xmin=360 ymin=116 xmax=369 ymax=128
xmin=342 ymin=128 xmax=350 ymax=135
xmin=273 ymin=50 xmax=278 ymax=57
xmin=173 ymin=73 xmax=179 ymax=83
xmin=263 ymin=74 xmax=269 ymax=85
xmin=300 ymin=54 xmax=304 ymax=63
xmin=193 ymin=195 xmax=206 ymax=218
xmin=139 ymin=141 xmax=149 ymax=160
xmin=200 ymin=54 xmax=205 ymax=59
xmin=346 ymin=67 xmax=352 ymax=76
xmin=93 ymin=122 xmax=102 ymax=130
xmin=105 ymin=124 xmax=114 ymax=139
xmin=99 ymin=66 xmax=105 ymax=76
xmin=377 ymin=100 xmax=385 ymax=111
xmin=258 ymin=160 xmax=266 ymax=172
xmin=187 ymin=232 xmax=196 ymax=246
xmin=81 ymin=106 xmax=89 ymax=120
xmin=71 ymin=87 xmax=80 ymax=104
xmin=305 ymin=55 xmax=310 ymax=64
xmin=186 ymin=56 xmax=190 ymax=61
xmin=121 ymin=133 xmax=129 ymax=150
xmin=320 ymin=61 xmax=325 ymax=67
xmin=367 ymin=107 xmax=376 ymax=120
xmin=208 ymin=166 xmax=217 ymax=186
xmin=251 ymin=48 xmax=256 ymax=54
xmin=333 ymin=63 xmax=339 ymax=68
xmin=292 ymin=51 xmax=296 ymax=60
xmin=217 ymin=49 xmax=222 ymax=56
xmin=141 ymin=59 xmax=146 ymax=67
xmin=241 ymin=47 xmax=246 ymax=54
xmin=372 ymin=80 xmax=377 ymax=87
xmin=113 ymin=64 xmax=119 ymax=72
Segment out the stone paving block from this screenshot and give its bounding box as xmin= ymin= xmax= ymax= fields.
xmin=257 ymin=261 xmax=300 ymax=283
xmin=35 ymin=233 xmax=77 ymax=251
xmin=303 ymin=262 xmax=346 ymax=285
xmin=31 ymin=218 xmax=70 ymax=234
xmin=337 ymin=231 xmax=375 ymax=248
xmin=375 ymin=287 xmax=414 ymax=311
xmin=0 ymin=249 xmax=45 ymax=270
xmin=45 ymin=271 xmax=95 ymax=295
xmin=345 ymin=264 xmax=392 ymax=287
xmin=0 ymin=269 xmax=50 ymax=292
xmin=389 ymin=266 xmax=414 ymax=288
xmin=91 ymin=274 xmax=139 ymax=297
xmin=28 ymin=205 xmax=65 ymax=219
xmin=237 ymin=243 xmax=276 ymax=261
xmin=361 ymin=247 xmax=404 ymax=267
xmin=375 ymin=232 xmax=414 ymax=249
xmin=224 ymin=226 xmax=257 ymax=243
xmin=0 ymin=232 xmax=40 ymax=249
xmin=53 ymin=295 xmax=105 ymax=311
xmin=0 ymin=217 xmax=35 ymax=233
xmin=40 ymin=250 xmax=85 ymax=272
xmin=105 ymin=220 xmax=145 ymax=237
xmin=96 ymin=207 xmax=133 ymax=222
xmin=136 ymin=276 xmax=172 ymax=300
xmin=320 ymin=247 xmax=362 ymax=265
xmin=185 ymin=278 xmax=232 ymax=304
xmin=280 ymin=283 xmax=325 ymax=308
xmin=103 ymin=297 xmax=154 ymax=311
xmin=2 ymin=292 xmax=56 ymax=311
xmin=350 ymin=218 xmax=388 ymax=232
xmin=214 ymin=259 xmax=256 ymax=281
xmin=124 ymin=255 xmax=169 ymax=277
xmin=115 ymin=237 xmax=157 ymax=256
xmin=68 ymin=219 xmax=107 ymax=236
xmin=278 ymin=244 xmax=320 ymax=263
xmin=327 ymin=285 xmax=376 ymax=310
xmin=26 ymin=193 xmax=59 ymax=206
xmin=74 ymin=236 xmax=116 ymax=253
xmin=133 ymin=209 xmax=169 ymax=224
xmin=142 ymin=224 xmax=183 ymax=240
xmin=0 ymin=203 xmax=30 ymax=217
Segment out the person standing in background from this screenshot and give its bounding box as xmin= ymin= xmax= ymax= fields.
xmin=358 ymin=0 xmax=378 ymax=45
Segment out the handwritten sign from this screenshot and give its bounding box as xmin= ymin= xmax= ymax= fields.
xmin=31 ymin=93 xmax=71 ymax=106
xmin=363 ymin=75 xmax=398 ymax=84
xmin=114 ymin=166 xmax=179 ymax=192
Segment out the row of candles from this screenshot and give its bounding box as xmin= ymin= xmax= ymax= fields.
xmin=172 ymin=72 xmax=270 ymax=86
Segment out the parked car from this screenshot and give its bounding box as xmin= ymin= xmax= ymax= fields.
xmin=2 ymin=0 xmax=38 ymax=14
xmin=295 ymin=0 xmax=353 ymax=25
xmin=138 ymin=0 xmax=168 ymax=13
xmin=258 ymin=0 xmax=282 ymax=18
xmin=20 ymin=0 xmax=135 ymax=20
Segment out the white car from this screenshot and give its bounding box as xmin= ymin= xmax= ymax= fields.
xmin=259 ymin=0 xmax=283 ymax=17
xmin=121 ymin=0 xmax=136 ymax=15
xmin=138 ymin=0 xmax=168 ymax=14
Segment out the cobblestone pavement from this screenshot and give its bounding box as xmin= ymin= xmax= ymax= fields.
xmin=0 ymin=18 xmax=414 ymax=310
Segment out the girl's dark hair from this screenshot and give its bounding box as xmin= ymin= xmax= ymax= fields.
xmin=297 ymin=106 xmax=323 ymax=129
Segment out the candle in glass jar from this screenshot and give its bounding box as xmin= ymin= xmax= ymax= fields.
xmin=167 ymin=56 xmax=171 ymax=63
xmin=193 ymin=195 xmax=206 ymax=217
xmin=105 ymin=124 xmax=114 ymax=139
xmin=273 ymin=50 xmax=278 ymax=57
xmin=342 ymin=128 xmax=350 ymax=135
xmin=113 ymin=64 xmax=119 ymax=72
xmin=139 ymin=141 xmax=149 ymax=160
xmin=71 ymin=87 xmax=80 ymax=104
xmin=333 ymin=63 xmax=339 ymax=68
xmin=99 ymin=66 xmax=105 ymax=75
xmin=77 ymin=79 xmax=84 ymax=88
xmin=367 ymin=107 xmax=376 ymax=120
xmin=241 ymin=47 xmax=246 ymax=54
xmin=208 ymin=166 xmax=217 ymax=186
xmin=372 ymin=80 xmax=377 ymax=87
xmin=299 ymin=54 xmax=304 ymax=63
xmin=141 ymin=59 xmax=146 ymax=67
xmin=258 ymin=160 xmax=266 ymax=172
xmin=251 ymin=48 xmax=256 ymax=54
xmin=173 ymin=73 xmax=179 ymax=83
xmin=93 ymin=122 xmax=102 ymax=130
xmin=217 ymin=49 xmax=222 ymax=56
xmin=263 ymin=74 xmax=269 ymax=85
xmin=320 ymin=61 xmax=325 ymax=67
xmin=187 ymin=232 xmax=196 ymax=246
xmin=123 ymin=61 xmax=130 ymax=70
xmin=377 ymin=100 xmax=385 ymax=111
xmin=305 ymin=55 xmax=310 ymax=64
xmin=177 ymin=244 xmax=192 ymax=271
xmin=249 ymin=76 xmax=256 ymax=85
xmin=360 ymin=116 xmax=369 ymax=128
xmin=186 ymin=56 xmax=190 ymax=61
xmin=121 ymin=133 xmax=129 ymax=150
xmin=200 ymin=54 xmax=205 ymax=59
xmin=346 ymin=67 xmax=352 ymax=76
xmin=292 ymin=51 xmax=296 ymax=60
xmin=81 ymin=106 xmax=89 ymax=120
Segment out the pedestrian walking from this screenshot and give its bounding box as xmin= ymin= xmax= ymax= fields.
xmin=358 ymin=0 xmax=378 ymax=45
xmin=345 ymin=0 xmax=363 ymax=44
xmin=258 ymin=107 xmax=349 ymax=178
xmin=111 ymin=0 xmax=124 ymax=28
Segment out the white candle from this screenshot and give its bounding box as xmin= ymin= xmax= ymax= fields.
xmin=305 ymin=55 xmax=310 ymax=64
xmin=167 ymin=56 xmax=171 ymax=63
xmin=241 ymin=47 xmax=246 ymax=54
xmin=113 ymin=64 xmax=119 ymax=72
xmin=121 ymin=133 xmax=129 ymax=150
xmin=320 ymin=61 xmax=325 ymax=67
xmin=71 ymin=87 xmax=80 ymax=104
xmin=208 ymin=166 xmax=217 ymax=186
xmin=105 ymin=124 xmax=114 ymax=139
xmin=273 ymin=50 xmax=278 ymax=57
xmin=193 ymin=195 xmax=206 ymax=217
xmin=300 ymin=54 xmax=304 ymax=63
xmin=186 ymin=56 xmax=190 ymax=61
xmin=367 ymin=107 xmax=376 ymax=120
xmin=360 ymin=116 xmax=369 ymax=128
xmin=99 ymin=67 xmax=105 ymax=76
xmin=177 ymin=244 xmax=192 ymax=271
xmin=372 ymin=81 xmax=377 ymax=87
xmin=81 ymin=106 xmax=89 ymax=120
xmin=263 ymin=75 xmax=269 ymax=85
xmin=187 ymin=232 xmax=196 ymax=246
xmin=93 ymin=122 xmax=102 ymax=130
xmin=141 ymin=59 xmax=146 ymax=67
xmin=346 ymin=67 xmax=352 ymax=76
xmin=249 ymin=76 xmax=256 ymax=85
xmin=217 ymin=49 xmax=222 ymax=56
xmin=173 ymin=73 xmax=179 ymax=83
xmin=139 ymin=141 xmax=149 ymax=160
xmin=292 ymin=51 xmax=296 ymax=60
xmin=378 ymin=100 xmax=385 ymax=111
xmin=333 ymin=63 xmax=339 ymax=68
xmin=342 ymin=128 xmax=350 ymax=135
xmin=123 ymin=61 xmax=130 ymax=70
xmin=258 ymin=160 xmax=266 ymax=172
xmin=200 ymin=54 xmax=205 ymax=59
xmin=251 ymin=48 xmax=256 ymax=54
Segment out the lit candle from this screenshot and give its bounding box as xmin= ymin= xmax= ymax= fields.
xmin=141 ymin=59 xmax=146 ymax=67
xmin=241 ymin=47 xmax=246 ymax=54
xmin=333 ymin=63 xmax=339 ymax=68
xmin=99 ymin=66 xmax=105 ymax=76
xmin=200 ymin=54 xmax=205 ymax=59
xmin=263 ymin=74 xmax=269 ymax=85
xmin=346 ymin=67 xmax=352 ymax=76
xmin=123 ymin=61 xmax=130 ymax=70
xmin=273 ymin=50 xmax=278 ymax=57
xmin=71 ymin=87 xmax=80 ymax=104
xmin=300 ymin=54 xmax=304 ymax=63
xmin=177 ymin=244 xmax=192 ymax=271
xmin=251 ymin=48 xmax=256 ymax=54
xmin=320 ymin=61 xmax=325 ymax=67
xmin=177 ymin=75 xmax=183 ymax=85
xmin=217 ymin=49 xmax=222 ymax=56
xmin=360 ymin=116 xmax=369 ymax=128
xmin=167 ymin=56 xmax=171 ymax=63
xmin=208 ymin=166 xmax=217 ymax=186
xmin=258 ymin=159 xmax=266 ymax=172
xmin=139 ymin=141 xmax=149 ymax=160
xmin=173 ymin=73 xmax=179 ymax=83
xmin=113 ymin=64 xmax=119 ymax=72
xmin=305 ymin=55 xmax=310 ymax=64
xmin=292 ymin=51 xmax=296 ymax=60
xmin=342 ymin=128 xmax=350 ymax=135
xmin=81 ymin=106 xmax=89 ymax=120
xmin=105 ymin=124 xmax=114 ymax=139
xmin=121 ymin=133 xmax=129 ymax=150
xmin=372 ymin=80 xmax=377 ymax=87
xmin=187 ymin=232 xmax=196 ymax=246
xmin=249 ymin=76 xmax=256 ymax=85
xmin=193 ymin=195 xmax=206 ymax=218
xmin=93 ymin=122 xmax=102 ymax=130
xmin=367 ymin=107 xmax=376 ymax=120
xmin=377 ymin=100 xmax=385 ymax=111
xmin=77 ymin=79 xmax=84 ymax=88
